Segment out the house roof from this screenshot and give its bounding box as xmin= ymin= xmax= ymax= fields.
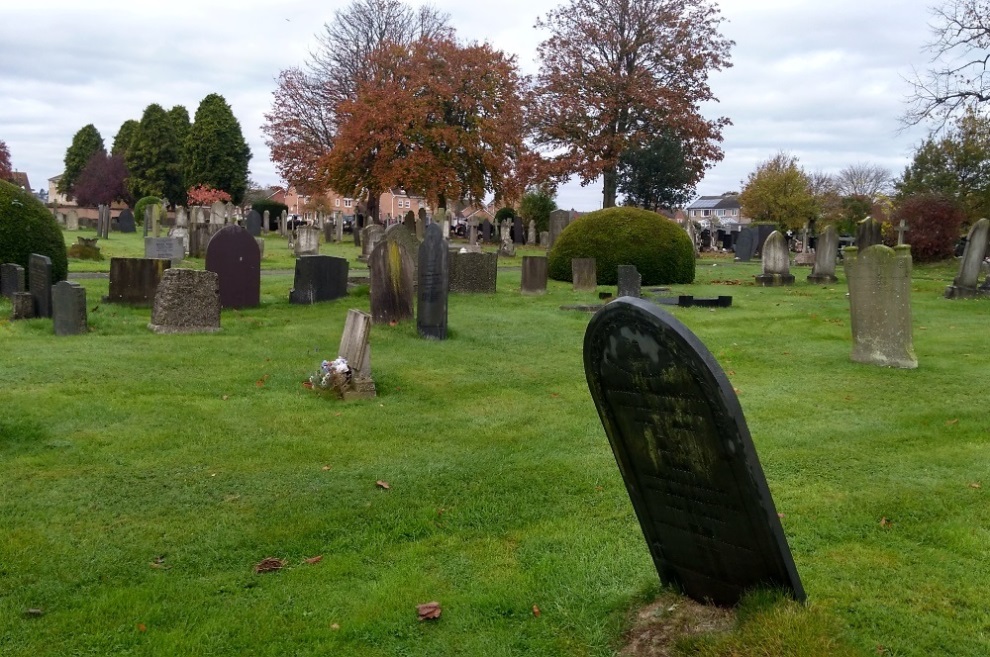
xmin=686 ymin=195 xmax=740 ymax=210
xmin=9 ymin=171 xmax=30 ymax=191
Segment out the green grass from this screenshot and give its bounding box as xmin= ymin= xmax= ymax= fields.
xmin=1 ymin=249 xmax=988 ymax=656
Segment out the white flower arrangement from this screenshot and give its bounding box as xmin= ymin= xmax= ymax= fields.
xmin=308 ymin=357 xmax=352 ymax=397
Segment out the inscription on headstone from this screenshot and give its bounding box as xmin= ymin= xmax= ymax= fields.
xmin=29 ymin=253 xmax=53 ymax=318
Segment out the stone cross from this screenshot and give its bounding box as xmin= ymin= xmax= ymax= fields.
xmin=896 ymin=219 xmax=909 ymax=246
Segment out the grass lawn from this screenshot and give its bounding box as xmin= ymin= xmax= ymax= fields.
xmin=1 ymin=236 xmax=988 ymax=656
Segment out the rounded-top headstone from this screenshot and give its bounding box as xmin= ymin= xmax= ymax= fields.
xmin=205 ymin=225 xmax=261 ymax=309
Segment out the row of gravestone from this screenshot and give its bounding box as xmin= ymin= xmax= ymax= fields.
xmin=2 ymin=255 xmax=88 ymax=335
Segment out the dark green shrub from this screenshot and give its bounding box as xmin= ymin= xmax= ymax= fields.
xmin=252 ymin=200 xmax=289 ymax=221
xmin=0 ymin=179 xmax=68 ymax=282
xmin=547 ymin=206 xmax=694 ymax=285
xmin=133 ymin=196 xmax=164 ymax=226
xmin=495 ymin=206 xmax=516 ymax=221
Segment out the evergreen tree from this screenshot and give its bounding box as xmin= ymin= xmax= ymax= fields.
xmin=168 ymin=105 xmax=191 ymax=177
xmin=60 ymin=124 xmax=105 ymax=196
xmin=111 ymin=120 xmax=139 ymax=156
xmin=185 ymin=94 xmax=251 ymax=204
xmin=126 ymin=104 xmax=184 ymax=204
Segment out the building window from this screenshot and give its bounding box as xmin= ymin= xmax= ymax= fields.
xmin=335 ymin=198 xmax=340 ymax=207
xmin=344 ymin=199 xmax=353 ymax=208
xmin=702 ymin=209 xmax=711 ymax=217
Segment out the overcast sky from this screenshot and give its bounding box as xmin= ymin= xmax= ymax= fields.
xmin=0 ymin=0 xmax=937 ymax=210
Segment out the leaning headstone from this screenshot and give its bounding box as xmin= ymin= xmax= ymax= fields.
xmin=52 ymin=281 xmax=87 ymax=336
xmin=807 ymin=225 xmax=839 ymax=284
xmin=549 ymin=209 xmax=570 ymax=249
xmin=295 ymin=225 xmax=321 ymax=256
xmin=369 ymin=240 xmax=414 ymax=324
xmin=245 ymin=209 xmax=262 ymax=237
xmin=513 ymin=216 xmax=525 ymax=245
xmin=417 ymin=224 xmax=449 ymax=340
xmin=583 ymin=297 xmax=806 ymax=606
xmin=733 ymin=227 xmax=756 ymax=262
xmin=289 ymin=255 xmax=349 ymax=304
xmin=754 ymin=231 xmax=795 ymax=286
xmin=944 ymin=218 xmax=990 ymax=299
xmin=844 ymin=245 xmax=917 ymax=369
xmin=29 ymin=254 xmax=53 ymax=318
xmin=106 ymin=257 xmax=170 ymax=305
xmin=617 ymin=265 xmax=641 ymax=298
xmin=11 ymin=292 xmax=34 ymax=319
xmin=337 ymin=309 xmax=376 ymax=400
xmin=1 ymin=263 xmax=25 ymax=299
xmin=205 ymin=225 xmax=261 ymax=309
xmin=117 ymin=209 xmax=136 ymax=233
xmin=144 ymin=237 xmax=184 ymax=263
xmin=572 ymin=258 xmax=597 ymax=292
xmin=449 ymin=251 xmax=498 ymax=293
xmin=148 ymin=269 xmax=221 ymax=333
xmin=65 ymin=209 xmax=79 ymax=231
xmin=520 ymin=256 xmax=548 ymax=295
xmin=856 ymin=216 xmax=883 ymax=249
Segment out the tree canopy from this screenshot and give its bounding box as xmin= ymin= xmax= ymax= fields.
xmin=617 ymin=133 xmax=697 ymax=211
xmin=111 ymin=120 xmax=139 ymax=157
xmin=184 ymin=94 xmax=251 ymax=204
xmin=74 ymin=152 xmax=131 ymax=208
xmin=60 ymin=124 xmax=105 ymax=196
xmin=519 ymin=185 xmax=557 ymax=233
xmin=125 ymin=104 xmax=183 ymax=204
xmin=739 ymin=152 xmax=817 ymax=230
xmin=0 ymin=140 xmax=11 ymax=181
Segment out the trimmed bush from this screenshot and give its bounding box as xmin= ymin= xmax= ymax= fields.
xmin=0 ymin=179 xmax=68 ymax=283
xmin=495 ymin=206 xmax=516 ymax=221
xmin=252 ymin=200 xmax=289 ymax=221
xmin=133 ymin=196 xmax=164 ymax=226
xmin=892 ymin=194 xmax=964 ymax=263
xmin=548 ymin=207 xmax=694 ymax=285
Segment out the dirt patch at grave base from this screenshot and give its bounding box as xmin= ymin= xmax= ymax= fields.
xmin=619 ymin=592 xmax=735 ymax=657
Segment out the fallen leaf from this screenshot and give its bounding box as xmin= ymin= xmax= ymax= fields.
xmin=376 ymin=480 xmax=391 ymax=490
xmin=532 ymin=605 xmax=541 ymax=617
xmin=254 ymin=557 xmax=286 ymax=574
xmin=437 ymin=507 xmax=446 ymax=516
xmin=879 ymin=517 xmax=892 ymax=529
xmin=149 ymin=555 xmax=170 ymax=570
xmin=330 ymin=623 xmax=340 ymax=631
xmin=733 ymin=388 xmax=742 ymax=394
xmin=221 ymin=395 xmax=229 ymax=401
xmin=595 ymin=485 xmax=604 ymax=492
xmin=946 ymin=419 xmax=959 ymax=426
xmin=322 ymin=465 xmax=332 ymax=471
xmin=969 ymin=483 xmax=982 ymax=489
xmin=389 ymin=320 xmax=398 ymax=327
xmin=302 ymin=381 xmax=313 ymax=389
xmin=24 ymin=608 xmax=43 ymax=617
xmin=334 ymin=412 xmax=342 ymax=417
xmin=919 ymin=326 xmax=927 ymax=330
xmin=304 ymin=555 xmax=323 ymax=565
xmin=138 ymin=623 xmax=147 ymax=633
xmin=256 ymin=378 xmax=266 ymax=387
xmin=777 ymin=513 xmax=785 ymax=519
xmin=550 ymin=392 xmax=560 ymax=398
xmin=417 ymin=601 xmax=442 ymax=621
xmin=727 ymin=370 xmax=736 ymax=376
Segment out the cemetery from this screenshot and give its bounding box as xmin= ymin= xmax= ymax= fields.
xmin=1 ymin=202 xmax=989 ymax=657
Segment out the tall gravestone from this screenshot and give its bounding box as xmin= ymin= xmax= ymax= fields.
xmin=205 ymin=225 xmax=261 ymax=309
xmin=844 ymin=245 xmax=917 ymax=369
xmin=1 ymin=263 xmax=25 ymax=299
xmin=449 ymin=251 xmax=498 ymax=293
xmin=944 ymin=218 xmax=990 ymax=299
xmin=520 ymin=256 xmax=548 ymax=295
xmin=106 ymin=257 xmax=170 ymax=305
xmin=384 ymin=223 xmax=421 ymax=280
xmin=262 ymin=210 xmax=270 ymax=235
xmin=210 ymin=202 xmax=225 ymax=225
xmin=572 ymin=258 xmax=597 ymax=292
xmin=583 ymin=298 xmax=805 ymax=606
xmin=245 ymin=210 xmax=263 ymax=237
xmin=29 ymin=254 xmax=53 ymax=318
xmin=289 ymin=255 xmax=349 ymax=304
xmin=369 ymin=240 xmax=414 ymax=324
xmin=733 ymin=227 xmax=756 ymax=262
xmin=499 ymin=219 xmax=516 ymax=257
xmin=295 ymin=225 xmax=321 ymax=256
xmin=754 ymin=231 xmax=794 ymax=286
xmin=52 ymin=281 xmax=87 ymax=336
xmin=807 ymin=225 xmax=839 ymax=284
xmin=617 ymin=265 xmax=641 ymax=298
xmin=527 ymin=220 xmax=536 ymax=246
xmin=481 ymin=219 xmax=493 ymax=243
xmin=360 ymin=224 xmax=385 ymax=262
xmin=513 ymin=216 xmax=525 ymax=245
xmin=117 ymin=209 xmax=135 ymax=234
xmin=549 ymin=210 xmax=570 ymax=249
xmin=149 ymin=269 xmax=222 ymax=333
xmin=856 ymin=216 xmax=883 ymax=249
xmin=753 ymin=224 xmax=776 ymax=258
xmin=417 ymin=224 xmax=449 ymax=340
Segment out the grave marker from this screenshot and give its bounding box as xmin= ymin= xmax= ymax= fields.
xmin=29 ymin=254 xmax=53 ymax=318
xmin=856 ymin=216 xmax=883 ymax=249
xmin=106 ymin=257 xmax=170 ymax=305
xmin=807 ymin=225 xmax=839 ymax=284
xmin=117 ymin=209 xmax=136 ymax=233
xmin=245 ymin=209 xmax=262 ymax=237
xmin=295 ymin=225 xmax=321 ymax=256
xmin=1 ymin=263 xmax=25 ymax=299
xmin=417 ymin=224 xmax=449 ymax=339
xmin=149 ymin=269 xmax=221 ymax=333
xmin=289 ymin=255 xmax=349 ymax=304
xmin=520 ymin=256 xmax=548 ymax=295
xmin=369 ymin=240 xmax=414 ymax=324
xmin=617 ymin=265 xmax=641 ymax=298
xmin=754 ymin=231 xmax=794 ymax=286
xmin=337 ymin=309 xmax=376 ymax=399
xmin=944 ymin=218 xmax=990 ymax=299
xmin=449 ymin=251 xmax=498 ymax=293
xmin=52 ymin=281 xmax=87 ymax=336
xmin=572 ymin=258 xmax=597 ymax=292
xmin=205 ymin=225 xmax=261 ymax=309
xmin=144 ymin=237 xmax=185 ymax=263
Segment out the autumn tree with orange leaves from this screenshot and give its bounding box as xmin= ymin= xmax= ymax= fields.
xmin=530 ymin=0 xmax=733 ymax=208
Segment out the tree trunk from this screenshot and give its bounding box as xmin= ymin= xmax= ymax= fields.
xmin=602 ymin=167 xmax=618 ymax=208
xmin=437 ymin=192 xmax=447 ymax=212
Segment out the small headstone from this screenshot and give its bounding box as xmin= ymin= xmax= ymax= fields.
xmin=205 ymin=225 xmax=261 ymax=309
xmin=513 ymin=216 xmax=524 ymax=245
xmin=549 ymin=209 xmax=570 ymax=249
xmin=29 ymin=254 xmax=53 ymax=318
xmin=754 ymin=231 xmax=794 ymax=286
xmin=144 ymin=237 xmax=185 ymax=263
xmin=337 ymin=309 xmax=376 ymax=400
xmin=353 ymin=215 xmax=363 ymax=246
xmin=583 ymin=297 xmax=805 ymax=606
xmin=52 ymin=281 xmax=87 ymax=336
xmin=65 ymin=209 xmax=79 ymax=231
xmin=844 ymin=244 xmax=917 ymax=369
xmin=539 ymin=230 xmax=550 ymax=247
xmin=520 ymin=256 xmax=548 ymax=295
xmin=527 ymin=220 xmax=536 ymax=246
xmin=295 ymin=225 xmax=321 ymax=256
xmin=224 ymin=202 xmax=235 ymax=223
xmin=175 ymin=206 xmax=188 ymax=228
xmin=944 ymin=218 xmax=990 ymax=299
xmin=572 ymin=258 xmax=597 ymax=292
xmin=469 ymin=219 xmax=479 ymax=245
xmin=289 ymin=255 xmax=349 ymax=304
xmin=733 ymin=227 xmax=756 ymax=262
xmin=117 ymin=209 xmax=136 ymax=233
xmin=255 ymin=237 xmax=265 ymax=258
xmin=481 ymin=219 xmax=493 ymax=243
xmin=403 ymin=211 xmax=416 ymax=234
xmin=280 ymin=210 xmax=288 ymax=236
xmin=417 ymin=224 xmax=449 ymax=339
xmin=808 ymin=225 xmax=839 ymax=284
xmin=11 ymin=292 xmax=34 ymax=319
xmin=617 ymin=265 xmax=641 ymax=298
xmin=245 ymin=210 xmax=262 ymax=237
xmin=149 ymin=269 xmax=221 ymax=333
xmin=753 ymin=225 xmax=776 ymax=258
xmin=106 ymin=257 xmax=170 ymax=305
xmin=151 ymin=203 xmax=162 ymax=237
xmin=856 ymin=217 xmax=883 ymax=249
xmin=192 ymin=207 xmax=205 ymax=226
xmin=262 ymin=210 xmax=270 ymax=235
xmin=369 ymin=240 xmax=414 ymax=324
xmin=210 ymin=201 xmax=225 ymax=225
xmin=449 ymin=251 xmax=498 ymax=293
xmin=169 ymin=227 xmax=190 ymax=255
xmin=1 ymin=263 xmax=25 ymax=299
xmin=334 ymin=213 xmax=343 ymax=243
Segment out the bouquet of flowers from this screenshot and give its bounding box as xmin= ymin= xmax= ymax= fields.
xmin=308 ymin=357 xmax=352 ymax=397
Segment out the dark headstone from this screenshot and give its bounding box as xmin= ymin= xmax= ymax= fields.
xmin=369 ymin=240 xmax=414 ymax=324
xmin=572 ymin=258 xmax=597 ymax=291
xmin=449 ymin=251 xmax=498 ymax=293
xmin=1 ymin=263 xmax=25 ymax=299
xmin=52 ymin=281 xmax=87 ymax=336
xmin=652 ymin=295 xmax=733 ymax=308
xmin=289 ymin=255 xmax=349 ymax=304
xmin=584 ymin=298 xmax=805 ymax=606
xmin=753 ymin=225 xmax=776 ymax=258
xmin=549 ymin=209 xmax=570 ymax=249
xmin=29 ymin=254 xmax=53 ymax=318
xmin=481 ymin=219 xmax=493 ymax=243
xmin=513 ymin=216 xmax=524 ymax=245
xmin=417 ymin=224 xmax=449 ymax=339
xmin=11 ymin=291 xmax=34 ymax=319
xmin=189 ymin=224 xmax=222 ymax=258
xmin=106 ymin=257 xmax=170 ymax=305
xmin=118 ymin=209 xmax=136 ymax=233
xmin=617 ymin=265 xmax=641 ymax=298
xmin=245 ymin=210 xmax=263 ymax=237
xmin=856 ymin=217 xmax=883 ymax=249
xmin=205 ymin=225 xmax=261 ymax=309
xmin=733 ymin=228 xmax=755 ymax=262
xmin=520 ymin=256 xmax=548 ymax=295
xmin=403 ymin=212 xmax=416 ymax=234
xmin=149 ymin=268 xmax=221 ymax=334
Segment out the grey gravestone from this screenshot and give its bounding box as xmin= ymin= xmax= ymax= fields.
xmin=549 ymin=209 xmax=570 ymax=249
xmin=572 ymin=258 xmax=597 ymax=292
xmin=755 ymin=231 xmax=794 ymax=286
xmin=844 ymin=245 xmax=917 ymax=369
xmin=337 ymin=309 xmax=376 ymax=400
xmin=289 ymin=255 xmax=349 ymax=304
xmin=527 ymin=220 xmax=536 ymax=246
xmin=295 ymin=225 xmax=321 ymax=256
xmin=520 ymin=256 xmax=548 ymax=295
xmin=417 ymin=224 xmax=449 ymax=339
xmin=856 ymin=217 xmax=883 ymax=249
xmin=539 ymin=230 xmax=550 ymax=247
xmin=733 ymin=228 xmax=756 ymax=262
xmin=617 ymin=265 xmax=641 ymax=298
xmin=52 ymin=281 xmax=87 ymax=336
xmin=210 ymin=201 xmax=225 ymax=225
xmin=369 ymin=240 xmax=414 ymax=324
xmin=384 ymin=223 xmax=421 ymax=279
xmin=189 ymin=225 xmax=221 ymax=258
xmin=944 ymin=218 xmax=990 ymax=299
xmin=11 ymin=292 xmax=34 ymax=319
xmin=1 ymin=263 xmax=25 ymax=299
xmin=29 ymin=254 xmax=53 ymax=318
xmin=808 ymin=225 xmax=839 ymax=284
xmin=175 ymin=206 xmax=188 ymax=228
xmin=245 ymin=210 xmax=262 ymax=237
xmin=118 ymin=209 xmax=136 ymax=233
xmin=499 ymin=219 xmax=516 ymax=257
xmin=513 ymin=216 xmax=524 ymax=245
xmin=481 ymin=219 xmax=493 ymax=243
xmin=65 ymin=209 xmax=79 ymax=231
xmin=262 ymin=210 xmax=270 ymax=235
xmin=450 ymin=251 xmax=498 ymax=293
xmin=149 ymin=269 xmax=221 ymax=333
xmin=169 ymin=227 xmax=190 ymax=255
xmin=584 ymin=298 xmax=805 ymax=606
xmin=145 ymin=237 xmax=184 ymax=262
xmin=360 ymin=224 xmax=385 ymax=261
xmin=106 ymin=257 xmax=170 ymax=305
xmin=205 ymin=225 xmax=261 ymax=309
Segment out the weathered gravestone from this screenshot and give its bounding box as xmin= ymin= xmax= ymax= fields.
xmin=617 ymin=265 xmax=641 ymax=298
xmin=295 ymin=225 xmax=321 ymax=256
xmin=189 ymin=224 xmax=221 ymax=258
xmin=117 ymin=209 xmax=135 ymax=233
xmin=96 ymin=205 xmax=109 ymax=239
xmin=106 ymin=257 xmax=170 ymax=305
xmin=499 ymin=219 xmax=516 ymax=257
xmin=527 ymin=220 xmax=536 ymax=246
xmin=52 ymin=281 xmax=87 ymax=336
xmin=944 ymin=218 xmax=990 ymax=299
xmin=337 ymin=308 xmax=376 ymax=400
xmin=210 ymin=201 xmax=226 ymax=225
xmin=481 ymin=219 xmax=493 ymax=243
xmin=572 ymin=258 xmax=597 ymax=292
xmin=417 ymin=224 xmax=449 ymax=340
xmin=148 ymin=269 xmax=221 ymax=334
xmin=145 ymin=237 xmax=184 ymax=263
xmin=169 ymin=227 xmax=190 ymax=255
xmin=755 ymin=231 xmax=795 ymax=286
xmin=175 ymin=206 xmax=188 ymax=228
xmin=1 ymin=263 xmax=25 ymax=300
xmin=549 ymin=209 xmax=570 ymax=249
xmin=844 ymin=244 xmax=917 ymax=369
xmin=369 ymin=240 xmax=414 ymax=324
xmin=289 ymin=255 xmax=349 ymax=304
xmin=65 ymin=209 xmax=79 ymax=231
xmin=359 ymin=224 xmax=384 ymax=262
xmin=807 ymin=224 xmax=839 ymax=284
xmin=513 ymin=216 xmax=525 ymax=245
xmin=520 ymin=255 xmax=548 ymax=295
xmin=384 ymin=223 xmax=421 ymax=280
xmin=583 ymin=297 xmax=805 ymax=606
xmin=539 ymin=230 xmax=550 ymax=247
xmin=733 ymin=227 xmax=756 ymax=262
xmin=855 ymin=216 xmax=883 ymax=249
xmin=449 ymin=251 xmax=498 ymax=293
xmin=245 ymin=209 xmax=262 ymax=237
xmin=29 ymin=254 xmax=53 ymax=318
xmin=403 ymin=211 xmax=416 ymax=234
xmin=11 ymin=292 xmax=34 ymax=319
xmin=205 ymin=225 xmax=261 ymax=309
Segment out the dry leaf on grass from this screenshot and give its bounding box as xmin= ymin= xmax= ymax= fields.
xmin=417 ymin=601 xmax=442 ymax=621
xmin=221 ymin=395 xmax=229 ymax=401
xmin=879 ymin=517 xmax=893 ymax=529
xmin=137 ymin=623 xmax=147 ymax=632
xmin=304 ymin=555 xmax=323 ymax=565
xmin=969 ymin=482 xmax=982 ymax=489
xmin=149 ymin=555 xmax=170 ymax=570
xmin=532 ymin=605 xmax=541 ymax=617
xmin=376 ymin=480 xmax=391 ymax=490
xmin=322 ymin=465 xmax=332 ymax=471
xmin=24 ymin=608 xmax=43 ymax=617
xmin=254 ymin=557 xmax=286 ymax=573
xmin=946 ymin=419 xmax=959 ymax=426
